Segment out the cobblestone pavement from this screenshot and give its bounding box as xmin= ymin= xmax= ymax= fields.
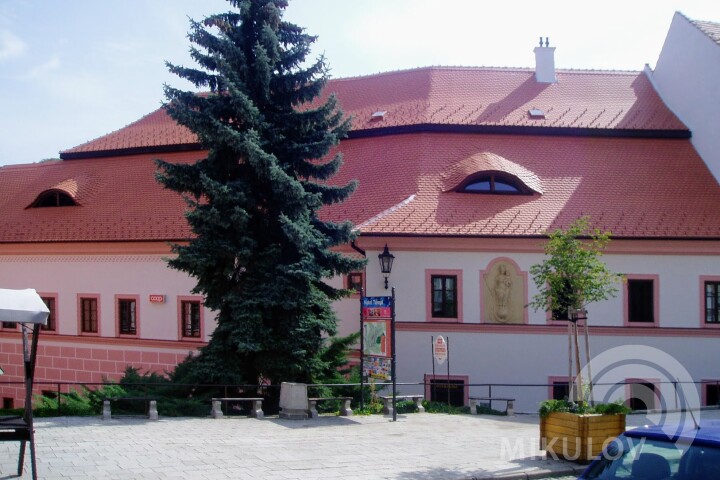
xmin=1 ymin=410 xmax=717 ymax=479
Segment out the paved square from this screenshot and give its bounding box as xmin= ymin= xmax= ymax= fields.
xmin=2 ymin=411 xmax=715 ymax=479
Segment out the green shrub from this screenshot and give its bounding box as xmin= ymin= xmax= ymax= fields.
xmin=539 ymin=398 xmax=630 ymax=418
xmin=33 ymin=384 xmax=128 ymax=417
xmin=472 ymin=403 xmax=506 ymax=416
xmin=594 ymin=399 xmax=631 ymax=415
xmin=423 ymin=401 xmax=471 ymax=415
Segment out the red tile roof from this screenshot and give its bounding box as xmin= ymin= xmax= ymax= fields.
xmin=3 ymin=66 xmax=716 ymax=243
xmin=0 ymin=153 xmax=199 ymax=243
xmin=330 ymin=68 xmax=686 ymax=132
xmin=60 ymin=67 xmax=686 ymax=158
xmin=62 ymin=108 xmax=199 ymax=157
xmin=4 ymin=132 xmax=720 ymax=242
xmin=322 ymin=133 xmax=720 ymax=238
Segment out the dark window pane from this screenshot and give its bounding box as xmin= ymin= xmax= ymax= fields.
xmin=707 ymin=384 xmax=720 ymax=406
xmin=182 ymin=301 xmax=201 ymax=338
xmin=347 ymin=273 xmax=363 ymax=293
xmin=552 ymin=381 xmax=570 ymax=401
xmin=41 ymin=297 xmax=56 ymax=331
xmin=628 ymin=279 xmax=654 ymax=323
xmin=118 ymin=299 xmax=136 ymax=335
xmin=629 ymin=382 xmax=656 ymax=410
xmin=32 ymin=190 xmax=77 ymax=208
xmin=429 ymin=379 xmax=464 ymax=406
xmin=431 ymin=275 xmax=458 ymax=318
xmin=494 ymin=180 xmax=520 ymax=192
xmin=464 ymin=180 xmax=491 ymax=192
xmin=706 ymin=282 xmax=720 ymax=324
xmin=81 ymin=298 xmax=98 ymax=333
xmin=460 ymin=174 xmax=526 ymax=194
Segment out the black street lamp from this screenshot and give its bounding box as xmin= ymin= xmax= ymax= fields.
xmin=378 ymin=244 xmax=395 ymax=290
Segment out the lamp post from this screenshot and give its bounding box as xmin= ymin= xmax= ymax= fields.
xmin=378 ymin=244 xmax=395 ymax=290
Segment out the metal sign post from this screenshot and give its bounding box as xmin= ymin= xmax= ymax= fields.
xmin=432 ymin=335 xmax=450 ymax=406
xmin=391 ymin=287 xmax=397 ymax=422
xmin=359 ymin=288 xmax=365 ymax=411
xmin=360 ymin=293 xmax=394 ymax=417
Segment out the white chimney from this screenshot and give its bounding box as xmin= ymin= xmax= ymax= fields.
xmin=534 ymin=37 xmax=556 ymax=83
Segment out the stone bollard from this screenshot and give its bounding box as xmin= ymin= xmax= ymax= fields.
xmin=148 ymin=400 xmax=159 ymax=420
xmin=506 ymin=400 xmax=515 ymax=416
xmin=211 ymin=400 xmax=223 ymax=419
xmin=250 ymin=399 xmax=264 ymax=419
xmin=279 ymin=382 xmax=308 ymax=420
xmin=102 ymin=400 xmax=111 ymax=420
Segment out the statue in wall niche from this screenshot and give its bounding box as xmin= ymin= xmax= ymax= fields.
xmin=493 ymin=264 xmax=513 ymax=322
xmin=483 ymin=260 xmax=524 ymax=324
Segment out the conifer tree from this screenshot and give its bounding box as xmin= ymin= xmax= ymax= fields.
xmin=156 ymin=0 xmax=364 ymax=385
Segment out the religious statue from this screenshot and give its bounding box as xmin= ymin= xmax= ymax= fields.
xmin=492 ymin=264 xmax=513 ymax=322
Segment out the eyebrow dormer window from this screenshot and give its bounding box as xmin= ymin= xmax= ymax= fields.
xmin=458 ymin=173 xmax=528 ymax=194
xmin=29 ymin=190 xmax=78 ymax=208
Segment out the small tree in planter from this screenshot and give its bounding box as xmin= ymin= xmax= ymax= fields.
xmin=539 ymin=399 xmax=629 ymax=462
xmin=529 ymin=218 xmax=624 ymax=462
xmin=528 ymin=217 xmax=620 ymax=403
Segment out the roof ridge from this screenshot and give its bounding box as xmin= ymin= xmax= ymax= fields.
xmin=676 ymin=11 xmax=720 ymax=45
xmin=0 ymin=159 xmax=62 ymax=171
xmin=60 ymin=105 xmax=165 ymax=154
xmin=678 ymin=9 xmax=720 ymax=27
xmin=330 ymin=65 xmax=641 ymax=83
xmin=356 ymin=194 xmax=416 ymax=230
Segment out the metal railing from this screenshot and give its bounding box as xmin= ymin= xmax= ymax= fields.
xmin=1 ymin=379 xmax=718 ymax=415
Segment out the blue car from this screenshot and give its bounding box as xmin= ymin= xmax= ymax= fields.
xmin=579 ymin=421 xmax=720 ymax=479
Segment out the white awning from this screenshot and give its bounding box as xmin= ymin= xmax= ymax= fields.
xmin=0 ymin=288 xmax=49 ymax=325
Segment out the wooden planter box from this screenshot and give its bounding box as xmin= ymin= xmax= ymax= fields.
xmin=540 ymin=411 xmax=626 ymax=463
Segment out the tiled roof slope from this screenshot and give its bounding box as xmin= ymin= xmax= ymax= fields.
xmin=63 ymin=108 xmax=199 ymax=157
xmin=0 ymin=152 xmax=200 ymax=243
xmin=330 ymin=67 xmax=685 ymax=132
xmin=4 ymin=132 xmax=720 ymax=242
xmin=8 ymin=66 xmax=715 ymax=243
xmin=322 ymin=133 xmax=720 ymax=238
xmin=693 ymin=18 xmax=720 ymax=45
xmin=61 ymin=67 xmax=686 ymax=158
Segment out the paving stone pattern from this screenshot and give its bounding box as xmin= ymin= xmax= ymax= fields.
xmin=2 ymin=410 xmax=717 ymax=479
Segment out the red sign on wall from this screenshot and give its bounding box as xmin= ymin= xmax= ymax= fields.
xmin=149 ymin=295 xmax=165 ymax=303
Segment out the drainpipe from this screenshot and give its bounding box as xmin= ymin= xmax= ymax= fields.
xmin=350 ymin=240 xmax=366 ymax=257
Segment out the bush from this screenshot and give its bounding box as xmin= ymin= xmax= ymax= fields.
xmin=33 ymin=384 xmax=127 ymax=417
xmin=119 ymin=366 xmax=218 ymax=417
xmin=539 ymin=398 xmax=630 ymax=418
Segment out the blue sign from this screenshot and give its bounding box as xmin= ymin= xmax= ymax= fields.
xmin=361 ymin=296 xmax=392 ymax=308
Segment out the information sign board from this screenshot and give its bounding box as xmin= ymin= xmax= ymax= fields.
xmin=433 ymin=335 xmax=448 ymax=364
xmin=362 ymin=296 xmax=392 ymax=319
xmin=363 ymin=355 xmax=391 ymax=380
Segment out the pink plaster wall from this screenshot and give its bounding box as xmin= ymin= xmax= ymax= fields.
xmin=0 ymin=253 xmax=214 ymax=342
xmin=0 ymin=339 xmax=197 ymax=405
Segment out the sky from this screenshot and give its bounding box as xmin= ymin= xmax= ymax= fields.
xmin=1 ymin=0 xmax=720 ymax=166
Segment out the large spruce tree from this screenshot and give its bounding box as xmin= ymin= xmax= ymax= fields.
xmin=156 ymin=0 xmax=363 ymax=385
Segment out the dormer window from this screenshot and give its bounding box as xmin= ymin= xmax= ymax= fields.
xmin=28 ymin=190 xmax=78 ymax=208
xmin=442 ymin=152 xmax=543 ymax=196
xmin=458 ymin=173 xmax=529 ymax=195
